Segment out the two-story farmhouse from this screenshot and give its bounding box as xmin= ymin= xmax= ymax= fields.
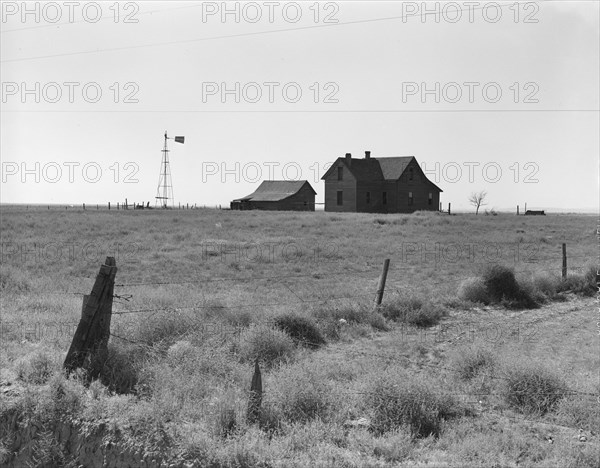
xmin=321 ymin=152 xmax=442 ymax=213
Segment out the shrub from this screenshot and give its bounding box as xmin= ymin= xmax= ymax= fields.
xmin=451 ymin=346 xmax=496 ymax=380
xmin=558 ymin=266 xmax=598 ymax=297
xmin=503 ymin=363 xmax=568 ymax=414
xmin=272 ymin=313 xmax=326 ymax=348
xmin=269 ymin=365 xmax=333 ymax=423
xmin=237 ymin=324 xmax=295 ymax=368
xmin=531 ymin=272 xmax=561 ymax=299
xmin=366 ymin=375 xmax=463 ymax=438
xmin=556 ymin=393 xmax=600 ymax=433
xmin=16 ymin=350 xmax=55 ymax=384
xmin=457 ymin=277 xmax=489 ymax=304
xmin=312 ymin=304 xmax=389 ymax=332
xmin=88 ymin=343 xmax=142 ymax=394
xmin=482 ymin=264 xmax=521 ymax=302
xmin=481 ymin=264 xmax=537 ymax=308
xmin=215 ymin=407 xmax=237 ymax=438
xmin=381 ymin=297 xmax=446 ymax=327
xmin=135 ymin=310 xmax=201 ymax=348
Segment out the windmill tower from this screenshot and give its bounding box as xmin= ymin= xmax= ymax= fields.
xmin=155 ymin=131 xmax=184 ymax=208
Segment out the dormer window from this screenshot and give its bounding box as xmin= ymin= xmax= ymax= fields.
xmin=337 ymin=166 xmax=343 ymax=181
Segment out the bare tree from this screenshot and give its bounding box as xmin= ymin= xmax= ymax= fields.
xmin=469 ymin=190 xmax=488 ymax=215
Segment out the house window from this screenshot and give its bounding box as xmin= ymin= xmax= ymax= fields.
xmin=428 ymin=192 xmax=433 ymax=206
xmin=366 ymin=192 xmax=371 ymax=204
xmin=337 ymin=166 xmax=343 ymax=181
xmin=408 ymin=192 xmax=413 ymax=205
xmin=409 ymin=168 xmax=414 ymax=181
xmin=382 ymin=192 xmax=387 ymax=205
xmin=337 ymin=190 xmax=343 ymax=206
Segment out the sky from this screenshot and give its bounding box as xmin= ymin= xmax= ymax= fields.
xmin=1 ymin=0 xmax=598 ymax=212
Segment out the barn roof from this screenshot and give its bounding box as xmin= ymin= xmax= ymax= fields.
xmin=233 ymin=180 xmax=316 ymax=202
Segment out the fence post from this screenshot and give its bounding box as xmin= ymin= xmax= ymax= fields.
xmin=562 ymin=243 xmax=567 ymax=279
xmin=374 ymin=259 xmax=390 ymax=308
xmin=516 ymin=205 xmax=519 ymax=215
xmin=64 ymin=257 xmax=117 ymax=375
xmin=247 ymin=358 xmax=262 ymax=424
xmin=83 ymin=203 xmax=86 ymax=210
xmin=108 ymin=202 xmax=111 ymax=210
xmin=448 ymin=203 xmax=451 ymax=215
xmin=125 ymin=198 xmax=128 ymax=210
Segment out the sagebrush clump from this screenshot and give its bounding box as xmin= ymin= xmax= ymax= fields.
xmin=366 ymin=374 xmax=464 ymax=438
xmin=272 ymin=313 xmax=326 ymax=348
xmin=503 ymin=363 xmax=568 ymax=414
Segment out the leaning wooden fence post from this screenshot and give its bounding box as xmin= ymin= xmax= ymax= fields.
xmin=247 ymin=358 xmax=262 ymax=424
xmin=374 ymin=259 xmax=391 ymax=308
xmin=64 ymin=257 xmax=117 ymax=375
xmin=562 ymin=243 xmax=567 ymax=279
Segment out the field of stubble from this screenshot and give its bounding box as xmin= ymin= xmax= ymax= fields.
xmin=0 ymin=207 xmax=598 ymax=467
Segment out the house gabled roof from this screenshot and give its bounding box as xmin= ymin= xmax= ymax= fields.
xmin=376 ymin=156 xmax=414 ymax=180
xmin=233 ymin=180 xmax=316 ymax=202
xmin=321 ymin=155 xmax=443 ymax=192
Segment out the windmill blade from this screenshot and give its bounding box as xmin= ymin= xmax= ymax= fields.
xmin=174 ymin=136 xmax=185 ymax=144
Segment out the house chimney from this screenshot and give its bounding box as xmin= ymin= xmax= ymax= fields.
xmin=365 ymin=151 xmax=371 ymax=159
xmin=345 ymin=153 xmax=351 ymax=166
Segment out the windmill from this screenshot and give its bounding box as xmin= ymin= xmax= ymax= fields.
xmin=155 ymin=131 xmax=185 ymax=208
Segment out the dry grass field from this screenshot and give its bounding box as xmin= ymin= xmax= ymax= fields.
xmin=0 ymin=207 xmax=598 ymax=467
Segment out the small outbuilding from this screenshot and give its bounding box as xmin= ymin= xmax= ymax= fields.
xmin=231 ymin=180 xmax=316 ymax=211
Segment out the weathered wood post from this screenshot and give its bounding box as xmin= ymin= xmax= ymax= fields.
xmin=108 ymin=202 xmax=111 ymax=210
xmin=125 ymin=198 xmax=128 ymax=210
xmin=64 ymin=257 xmax=117 ymax=375
xmin=448 ymin=203 xmax=451 ymax=215
xmin=562 ymin=243 xmax=567 ymax=279
xmin=374 ymin=259 xmax=390 ymax=308
xmin=516 ymin=205 xmax=519 ymax=215
xmin=247 ymin=358 xmax=262 ymax=424
xmin=83 ymin=203 xmax=86 ymax=210
xmin=439 ymin=202 xmax=442 ymax=212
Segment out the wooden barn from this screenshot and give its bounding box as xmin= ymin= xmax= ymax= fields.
xmin=321 ymin=152 xmax=442 ymax=213
xmin=230 ymin=180 xmax=316 ymax=211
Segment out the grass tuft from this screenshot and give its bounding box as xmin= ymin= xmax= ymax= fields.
xmin=236 ymin=324 xmax=296 ymax=368
xmin=272 ymin=313 xmax=326 ymax=348
xmin=366 ymin=374 xmax=464 ymax=438
xmin=502 ymin=363 xmax=568 ymax=415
